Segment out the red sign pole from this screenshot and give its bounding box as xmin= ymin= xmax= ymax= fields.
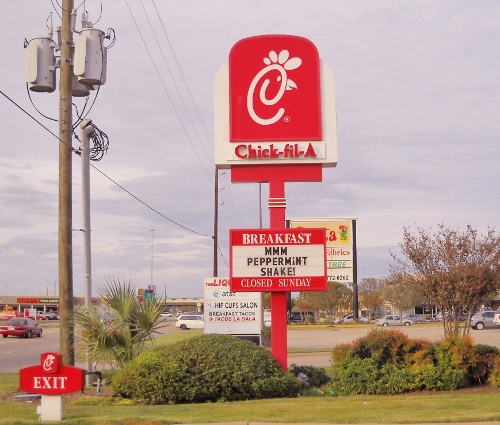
xmin=232 ymin=164 xmax=323 ymax=370
xmin=268 ymin=179 xmax=288 ymax=370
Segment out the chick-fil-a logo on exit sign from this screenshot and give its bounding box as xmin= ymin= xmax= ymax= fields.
xmin=229 ymin=35 xmax=322 ymax=142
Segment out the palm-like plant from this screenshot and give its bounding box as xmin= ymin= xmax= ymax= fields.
xmin=74 ymin=278 xmax=164 ymax=368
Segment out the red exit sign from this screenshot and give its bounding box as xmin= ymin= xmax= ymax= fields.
xmin=20 ymin=353 xmax=84 ymax=395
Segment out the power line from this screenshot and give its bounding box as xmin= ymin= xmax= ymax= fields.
xmin=123 ymin=0 xmax=213 ymax=183
xmin=146 ymin=0 xmax=239 ymax=224
xmin=0 ymin=89 xmax=212 ymax=239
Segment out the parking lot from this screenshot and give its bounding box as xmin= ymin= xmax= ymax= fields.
xmin=1 ymin=320 xmax=499 ymax=371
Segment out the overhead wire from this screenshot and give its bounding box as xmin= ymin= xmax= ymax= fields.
xmin=26 ymin=84 xmax=59 ymax=122
xmin=147 ymin=0 xmax=238 ymax=226
xmin=123 ymin=0 xmax=213 ymax=183
xmin=139 ymin=0 xmax=212 ymax=167
xmin=0 ymin=89 xmax=215 ymax=241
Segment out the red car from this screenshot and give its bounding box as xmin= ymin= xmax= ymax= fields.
xmin=0 ymin=317 xmax=43 ymax=338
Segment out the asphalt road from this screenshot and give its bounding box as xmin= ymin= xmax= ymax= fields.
xmin=1 ymin=321 xmax=499 ymax=372
xmin=287 ymin=324 xmax=500 ymax=366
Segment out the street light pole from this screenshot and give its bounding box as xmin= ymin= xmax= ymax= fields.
xmin=80 ymin=120 xmax=93 ymax=385
xmin=150 ymin=229 xmax=155 ymax=287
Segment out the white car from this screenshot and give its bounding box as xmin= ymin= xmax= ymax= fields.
xmin=160 ymin=311 xmax=173 ymax=317
xmin=493 ymin=307 xmax=500 ymax=326
xmin=342 ymin=315 xmax=369 ymax=324
xmin=375 ymin=315 xmax=413 ymax=327
xmin=175 ymin=314 xmax=204 ymax=330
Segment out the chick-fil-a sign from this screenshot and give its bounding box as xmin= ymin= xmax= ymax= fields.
xmin=214 ymin=34 xmax=337 ymax=168
xmin=20 ymin=352 xmax=85 ymax=395
xmin=229 ymin=35 xmax=321 ymax=142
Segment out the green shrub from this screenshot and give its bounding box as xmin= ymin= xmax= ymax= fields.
xmin=111 ymin=351 xmax=183 ymax=404
xmin=112 ymin=334 xmax=300 ymax=404
xmin=327 ymin=357 xmax=381 ymax=396
xmin=413 ymin=363 xmax=466 ymax=391
xmin=489 ymin=356 xmax=500 ymax=387
xmin=376 ymin=364 xmax=417 ymax=394
xmin=349 ymin=329 xmax=430 ymax=368
xmin=289 ymin=364 xmax=331 ymax=387
xmin=469 ymin=344 xmax=499 ymax=385
xmin=328 ymin=329 xmax=486 ymax=395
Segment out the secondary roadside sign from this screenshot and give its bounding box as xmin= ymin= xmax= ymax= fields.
xmin=230 ymin=228 xmax=327 ymax=292
xmin=204 ymin=277 xmax=262 ymax=334
xmin=288 ymin=218 xmax=356 ymax=284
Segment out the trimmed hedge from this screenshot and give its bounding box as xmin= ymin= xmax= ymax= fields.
xmin=328 ymin=329 xmax=499 ymax=396
xmin=111 ymin=334 xmax=301 ymax=404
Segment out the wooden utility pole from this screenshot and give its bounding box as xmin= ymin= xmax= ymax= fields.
xmin=59 ymin=0 xmax=75 ymax=365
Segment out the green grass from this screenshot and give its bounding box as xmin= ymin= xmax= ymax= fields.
xmin=3 ymin=367 xmax=500 ymax=425
xmin=5 ymin=325 xmax=500 ymax=424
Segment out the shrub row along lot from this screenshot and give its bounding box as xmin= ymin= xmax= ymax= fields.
xmin=1 ymin=321 xmax=499 ymax=372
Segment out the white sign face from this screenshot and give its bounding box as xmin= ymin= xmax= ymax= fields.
xmin=230 ymin=228 xmax=327 ymax=292
xmin=203 ymin=277 xmax=262 ymax=335
xmin=327 ymin=246 xmax=353 ymax=283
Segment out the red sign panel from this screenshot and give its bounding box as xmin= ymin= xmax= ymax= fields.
xmin=230 ymin=228 xmax=327 ymax=292
xmin=229 ymin=35 xmax=321 ymax=142
xmin=19 ymin=352 xmax=85 ymax=395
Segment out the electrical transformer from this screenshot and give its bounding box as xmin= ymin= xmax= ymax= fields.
xmin=73 ymin=28 xmax=107 ymax=86
xmin=25 ymin=37 xmax=56 ymax=92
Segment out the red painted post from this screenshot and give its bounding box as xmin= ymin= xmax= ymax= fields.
xmin=269 ymin=180 xmax=288 ymax=370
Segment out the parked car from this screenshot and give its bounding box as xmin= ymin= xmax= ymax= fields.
xmin=289 ymin=311 xmax=314 ymax=323
xmin=342 ymin=315 xmax=354 ymax=324
xmin=493 ymin=307 xmax=500 ymax=327
xmin=341 ymin=315 xmax=369 ymax=324
xmin=0 ymin=317 xmax=43 ymax=338
xmin=160 ymin=311 xmax=173 ymax=317
xmin=375 ymin=315 xmax=413 ymax=326
xmin=47 ymin=311 xmax=60 ymax=320
xmin=434 ymin=311 xmax=466 ymax=322
xmin=37 ymin=311 xmax=58 ymax=320
xmin=175 ymin=314 xmax=204 ymax=330
xmin=470 ymin=311 xmax=495 ymax=330
xmin=402 ymin=314 xmax=426 ymax=323
xmin=26 ymin=312 xmax=47 ymax=321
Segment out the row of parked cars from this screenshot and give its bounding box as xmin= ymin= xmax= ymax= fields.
xmin=290 ymin=308 xmax=500 ymax=330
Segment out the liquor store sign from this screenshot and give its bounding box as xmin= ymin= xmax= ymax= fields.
xmin=230 ymin=228 xmax=327 ymax=292
xmin=204 ymin=277 xmax=261 ymax=334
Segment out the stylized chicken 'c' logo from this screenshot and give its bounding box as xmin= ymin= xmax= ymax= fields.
xmin=247 ymin=50 xmax=302 ymax=126
xmin=42 ymin=353 xmax=57 ymax=372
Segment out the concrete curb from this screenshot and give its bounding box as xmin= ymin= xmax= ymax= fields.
xmin=182 ymin=423 xmax=500 ymax=425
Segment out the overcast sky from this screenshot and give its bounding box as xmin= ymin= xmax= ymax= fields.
xmin=1 ymin=1 xmax=499 ymax=299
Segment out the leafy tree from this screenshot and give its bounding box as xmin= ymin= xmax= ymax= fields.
xmin=297 ymin=283 xmax=353 ymax=324
xmin=382 ymin=274 xmax=423 ymax=321
xmin=391 ymin=224 xmax=500 ymax=338
xmin=74 ymin=278 xmax=164 ymax=368
xmin=301 ymin=291 xmax=324 ymax=322
xmin=263 ymin=292 xmax=271 ymax=310
xmin=358 ymin=278 xmax=384 ymax=320
xmin=337 ymin=283 xmax=354 ymax=313
xmin=294 ymin=294 xmax=313 ymax=320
